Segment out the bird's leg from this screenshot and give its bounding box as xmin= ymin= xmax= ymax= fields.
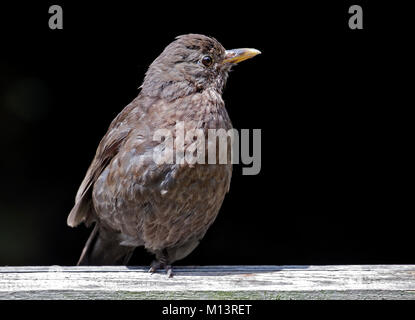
xmin=148 ymin=249 xmax=173 ymax=277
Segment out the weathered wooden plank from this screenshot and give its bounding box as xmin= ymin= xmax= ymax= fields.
xmin=1 ymin=265 xmax=414 ymax=300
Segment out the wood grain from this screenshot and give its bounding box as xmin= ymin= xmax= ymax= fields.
xmin=1 ymin=265 xmax=415 ymax=300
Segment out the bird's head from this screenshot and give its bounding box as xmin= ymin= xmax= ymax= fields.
xmin=141 ymin=34 xmax=260 ymax=100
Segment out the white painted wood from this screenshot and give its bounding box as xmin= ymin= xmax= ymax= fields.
xmin=1 ymin=265 xmax=415 ymax=299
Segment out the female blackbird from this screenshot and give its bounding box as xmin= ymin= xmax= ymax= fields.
xmin=67 ymin=34 xmax=260 ymax=276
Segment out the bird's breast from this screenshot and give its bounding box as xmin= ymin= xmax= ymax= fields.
xmin=92 ymin=90 xmax=233 ymax=249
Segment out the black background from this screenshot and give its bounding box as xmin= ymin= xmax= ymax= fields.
xmin=0 ymin=1 xmax=413 ymax=267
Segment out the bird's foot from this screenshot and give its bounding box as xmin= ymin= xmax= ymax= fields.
xmin=148 ymin=260 xmax=174 ymax=278
xmin=165 ymin=265 xmax=173 ymax=278
xmin=148 ymin=260 xmax=163 ymax=273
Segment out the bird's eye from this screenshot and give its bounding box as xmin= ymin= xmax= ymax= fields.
xmin=201 ymin=55 xmax=213 ymax=67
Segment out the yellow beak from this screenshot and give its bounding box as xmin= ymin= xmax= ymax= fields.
xmin=223 ymin=48 xmax=261 ymax=64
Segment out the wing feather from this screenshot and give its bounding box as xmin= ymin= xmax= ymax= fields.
xmin=67 ymin=103 xmax=136 ymax=227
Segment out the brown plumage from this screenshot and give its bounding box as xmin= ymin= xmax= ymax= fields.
xmin=67 ymin=34 xmax=260 ymax=276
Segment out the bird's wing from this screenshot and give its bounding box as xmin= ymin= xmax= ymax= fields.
xmin=67 ymin=103 xmax=137 ymax=227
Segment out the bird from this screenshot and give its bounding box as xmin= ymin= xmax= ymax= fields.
xmin=67 ymin=34 xmax=260 ymax=276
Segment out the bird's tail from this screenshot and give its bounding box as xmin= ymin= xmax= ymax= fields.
xmin=77 ymin=224 xmax=135 ymax=266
